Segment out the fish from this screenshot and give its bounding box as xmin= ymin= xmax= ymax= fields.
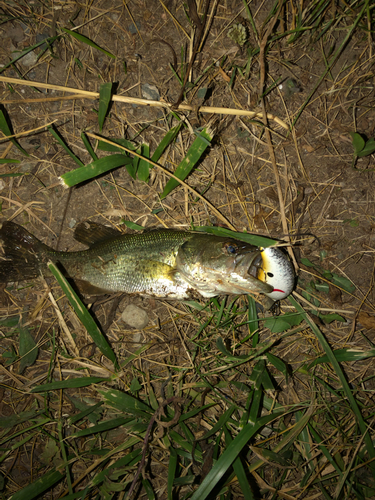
xmin=0 ymin=221 xmax=295 ymax=302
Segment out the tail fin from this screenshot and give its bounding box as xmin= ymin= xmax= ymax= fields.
xmin=0 ymin=222 xmax=48 ymax=283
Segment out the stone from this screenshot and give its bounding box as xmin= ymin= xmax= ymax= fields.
xmin=141 ymin=83 xmax=160 ymax=101
xmin=121 ymin=304 xmax=149 ymax=329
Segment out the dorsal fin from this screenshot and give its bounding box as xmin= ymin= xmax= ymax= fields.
xmin=74 ymin=221 xmax=121 ymax=247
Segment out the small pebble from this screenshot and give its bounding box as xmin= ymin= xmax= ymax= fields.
xmin=20 ymin=161 xmax=37 ymax=173
xmin=141 ymin=83 xmax=160 ymax=101
xmin=121 ymin=304 xmax=149 ymax=329
xmin=0 ymin=180 xmax=6 ymax=192
xmin=128 ymin=22 xmax=142 ymax=35
xmin=36 ymin=33 xmax=49 ymax=49
xmin=20 ymin=51 xmax=37 ymax=67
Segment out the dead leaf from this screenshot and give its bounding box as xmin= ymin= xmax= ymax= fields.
xmin=218 ymin=66 xmax=231 ymax=82
xmin=328 ymin=282 xmax=342 ymax=305
xmin=357 ymin=312 xmax=375 ymax=330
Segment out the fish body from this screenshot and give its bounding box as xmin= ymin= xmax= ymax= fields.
xmin=0 ymin=221 xmax=295 ymax=302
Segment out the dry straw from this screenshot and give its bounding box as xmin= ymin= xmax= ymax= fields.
xmin=0 ymin=76 xmax=288 ymax=130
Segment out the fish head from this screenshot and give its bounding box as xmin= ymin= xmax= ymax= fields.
xmin=176 ymin=235 xmax=274 ymax=297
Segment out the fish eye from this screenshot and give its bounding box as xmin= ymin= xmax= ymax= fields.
xmin=267 ymin=272 xmax=274 ymax=277
xmin=223 ymin=242 xmax=239 ymax=255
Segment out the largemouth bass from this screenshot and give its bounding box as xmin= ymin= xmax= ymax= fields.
xmin=0 ymin=221 xmax=295 ymax=301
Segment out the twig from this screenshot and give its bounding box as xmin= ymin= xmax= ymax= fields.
xmin=173 ymin=0 xmax=211 ymax=108
xmin=126 ymin=397 xmax=185 ymax=499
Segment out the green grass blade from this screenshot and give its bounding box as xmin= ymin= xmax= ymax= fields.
xmin=97 ymin=137 xmax=136 ymax=152
xmin=68 ymin=401 xmax=103 ymax=425
xmin=288 ymin=295 xmax=375 ymax=475
xmin=91 ymin=448 xmax=141 ymax=486
xmin=242 ymin=0 xmax=258 ymax=40
xmin=223 ymin=425 xmax=255 ymax=498
xmin=264 ymin=312 xmax=305 ymax=333
xmin=247 ymin=295 xmax=259 ymax=346
xmin=193 ymin=226 xmax=279 ymax=247
xmin=179 ymin=403 xmax=216 ymax=422
xmin=1 ymin=419 xmax=51 ymax=447
xmin=0 ymin=172 xmax=25 ymax=177
xmin=48 ymin=125 xmax=84 ymax=167
xmin=248 ymin=405 xmax=315 ymax=473
xmin=59 ymin=153 xmax=133 ymax=187
xmin=97 ymin=388 xmax=153 ymax=416
xmin=141 ymin=478 xmax=156 ymax=499
xmin=18 ymin=324 xmax=38 ymax=374
xmin=359 ymin=138 xmax=375 ymax=157
xmin=47 ymin=261 xmax=118 ymax=368
xmin=198 ymin=406 xmax=237 ymax=443
xmin=190 ymin=412 xmax=281 ymax=500
xmin=0 ymin=158 xmax=20 ymax=164
xmin=266 ymin=352 xmax=289 ymax=381
xmin=249 ymin=446 xmax=294 ymax=469
xmin=63 ymin=28 xmax=115 ymax=59
xmin=81 ymin=131 xmax=98 ymax=161
xmin=160 ymin=126 xmax=214 ymax=199
xmin=137 ymin=143 xmax=150 ymax=182
xmin=0 ymin=410 xmax=45 ymax=429
xmin=309 ymin=348 xmax=375 ymax=368
xmin=8 ymin=469 xmax=64 ymax=500
xmin=151 ymin=123 xmax=182 ymax=162
xmin=0 ymin=107 xmax=29 ymax=156
xmin=309 ymin=424 xmax=343 ymax=475
xmin=121 ymin=220 xmax=144 ymax=230
xmin=0 ymin=35 xmax=60 ymax=75
xmin=167 ymin=446 xmax=178 ymax=500
xmin=98 ymin=82 xmax=113 ymax=131
xmin=31 ymin=377 xmax=109 ymax=392
xmin=72 ymin=416 xmax=131 ymax=438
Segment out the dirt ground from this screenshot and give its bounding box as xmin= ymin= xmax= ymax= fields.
xmin=0 ymin=0 xmax=375 ymax=498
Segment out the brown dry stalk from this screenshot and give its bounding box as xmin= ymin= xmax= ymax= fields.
xmin=0 ymin=76 xmax=288 ymax=129
xmin=258 ymin=1 xmax=298 ymax=270
xmin=0 ymin=120 xmax=57 ymax=143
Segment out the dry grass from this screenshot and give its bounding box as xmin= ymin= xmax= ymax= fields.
xmin=0 ymin=0 xmax=375 ymax=499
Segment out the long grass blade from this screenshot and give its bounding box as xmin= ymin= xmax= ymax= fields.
xmin=151 ymin=123 xmax=182 ymax=162
xmin=8 ymin=469 xmax=64 ymax=500
xmin=48 ymin=125 xmax=84 ymax=167
xmin=59 ymin=153 xmax=133 ymax=187
xmin=190 ymin=412 xmax=282 ymax=500
xmin=193 ymin=225 xmax=279 ymax=247
xmin=160 ymin=126 xmax=214 ymax=199
xmin=47 ymin=261 xmax=118 ymax=368
xmin=31 ymin=377 xmax=109 ymax=392
xmin=0 ymin=107 xmax=29 ymax=156
xmin=63 ymin=28 xmax=115 ymax=59
xmin=224 ymin=426 xmax=255 ymax=498
xmin=98 ymin=82 xmax=113 ymax=131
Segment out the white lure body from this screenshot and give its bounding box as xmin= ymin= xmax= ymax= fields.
xmin=257 ymin=247 xmax=295 ymax=301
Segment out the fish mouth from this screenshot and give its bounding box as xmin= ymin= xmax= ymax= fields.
xmin=233 ymin=251 xmax=263 ymax=279
xmin=247 ymin=253 xmax=263 ymax=278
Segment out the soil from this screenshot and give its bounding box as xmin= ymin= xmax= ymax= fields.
xmin=0 ymin=0 xmax=374 ymax=498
